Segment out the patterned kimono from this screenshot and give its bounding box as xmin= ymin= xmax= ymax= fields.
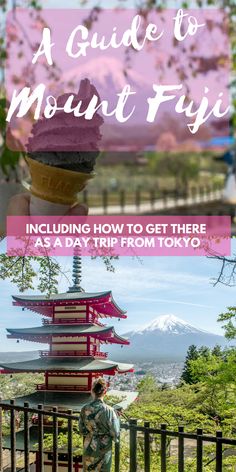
xmin=79 ymin=399 xmax=120 ymax=472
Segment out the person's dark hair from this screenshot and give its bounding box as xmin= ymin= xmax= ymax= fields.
xmin=92 ymin=377 xmax=107 ymax=397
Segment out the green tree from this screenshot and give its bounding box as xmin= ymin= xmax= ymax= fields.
xmin=181 ymin=345 xmax=199 ymax=384
xmin=0 ymin=253 xmax=118 ymax=295
xmin=218 ymin=306 xmax=236 ymax=339
xmin=212 ymin=345 xmax=223 ymax=357
xmin=147 ymin=153 xmax=201 ymax=194
xmin=198 ymin=346 xmax=211 ymax=358
xmin=137 ymin=374 xmax=158 ymax=395
xmin=0 ymin=373 xmax=44 ymax=399
xmin=187 ymin=349 xmax=236 ymax=425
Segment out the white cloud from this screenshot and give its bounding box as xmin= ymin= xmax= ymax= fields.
xmin=124 ymin=297 xmax=215 ymax=308
xmin=79 ymin=263 xmax=210 ymax=300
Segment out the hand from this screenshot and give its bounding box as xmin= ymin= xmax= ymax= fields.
xmin=115 ymin=408 xmax=124 ymax=417
xmin=7 ymin=193 xmax=88 ymax=216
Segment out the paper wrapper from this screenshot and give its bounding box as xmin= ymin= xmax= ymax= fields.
xmin=26 ymin=156 xmax=94 ymax=215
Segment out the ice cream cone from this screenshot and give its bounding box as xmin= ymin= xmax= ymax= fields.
xmin=26 ymin=156 xmax=94 ymax=206
xmin=25 ymin=79 xmax=103 ymax=215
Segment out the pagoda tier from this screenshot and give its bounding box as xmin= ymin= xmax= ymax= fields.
xmin=6 ymin=324 xmax=129 ymax=346
xmin=0 ymin=357 xmax=133 ymax=393
xmin=12 ymin=291 xmax=126 ymax=320
xmin=0 ymin=357 xmax=132 ymax=373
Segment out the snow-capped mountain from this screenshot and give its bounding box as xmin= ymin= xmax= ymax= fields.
xmin=62 ymin=55 xmax=158 ymax=130
xmin=61 ymin=55 xmax=213 ymax=142
xmin=134 ymin=315 xmax=210 ymax=336
xmin=108 ymin=314 xmax=228 ymax=362
xmin=63 ymin=55 xmax=150 ymax=92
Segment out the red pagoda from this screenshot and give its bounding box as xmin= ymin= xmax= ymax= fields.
xmin=0 ymin=255 xmax=134 ymax=411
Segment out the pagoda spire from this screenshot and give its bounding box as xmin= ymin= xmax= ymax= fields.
xmin=68 ymin=250 xmax=84 ymax=293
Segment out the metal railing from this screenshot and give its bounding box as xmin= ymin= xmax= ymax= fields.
xmin=42 ymin=318 xmax=93 ymax=325
xmin=35 ymin=384 xmax=90 ymax=392
xmin=42 ymin=318 xmax=105 ymax=326
xmin=119 ymin=419 xmax=236 ymax=472
xmin=39 ymin=350 xmax=108 ymax=358
xmin=87 ymin=184 xmax=224 ymax=215
xmin=0 ymin=401 xmax=235 ymax=472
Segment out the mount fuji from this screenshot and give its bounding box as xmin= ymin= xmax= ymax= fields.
xmin=63 ymin=55 xmax=150 ymax=94
xmin=108 ymin=315 xmax=229 ymax=362
xmin=61 ymin=55 xmax=213 ymax=143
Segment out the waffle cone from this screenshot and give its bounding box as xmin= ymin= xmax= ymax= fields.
xmin=26 ymin=156 xmax=94 ymax=205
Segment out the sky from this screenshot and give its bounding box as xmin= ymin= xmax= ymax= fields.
xmin=0 ymin=238 xmax=235 ymax=352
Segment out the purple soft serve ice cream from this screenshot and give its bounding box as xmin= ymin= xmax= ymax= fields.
xmin=27 ymin=79 xmax=104 ymax=173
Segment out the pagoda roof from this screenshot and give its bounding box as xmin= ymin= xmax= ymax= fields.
xmin=7 ymin=324 xmax=129 ymax=345
xmin=13 ymin=291 xmax=111 ymax=302
xmin=0 ymin=357 xmax=133 ymax=374
xmin=13 ymin=291 xmax=126 ymax=318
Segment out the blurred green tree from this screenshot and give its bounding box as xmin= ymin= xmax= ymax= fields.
xmin=218 ymin=306 xmax=236 ymax=339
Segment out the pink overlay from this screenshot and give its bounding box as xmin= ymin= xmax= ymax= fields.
xmin=7 ymin=216 xmax=231 ymax=257
xmin=6 ymin=8 xmax=230 ymax=153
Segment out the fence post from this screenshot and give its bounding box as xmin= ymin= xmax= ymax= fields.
xmin=211 ymin=184 xmax=215 ymax=201
xmin=114 ymin=437 xmax=120 ymax=472
xmin=197 ymin=428 xmax=203 ymax=472
xmin=202 ymin=186 xmax=205 ymax=202
xmin=189 ymin=186 xmax=193 ymax=203
xmin=178 ymin=426 xmax=184 ymax=472
xmin=217 ymin=183 xmax=222 ymax=199
xmin=52 ymin=406 xmax=58 ymax=472
xmin=195 ymin=187 xmax=199 ymax=203
xmin=24 ymin=402 xmax=30 ymax=472
xmin=216 ymin=431 xmax=223 ymax=472
xmin=199 ymin=186 xmax=204 ymax=202
xmin=193 ymin=187 xmax=197 ymax=203
xmin=135 ymin=187 xmax=141 ymax=212
xmin=230 ymin=207 xmax=235 ymax=223
xmin=185 ymin=188 xmax=189 ymax=205
xmin=150 ymin=189 xmax=155 ymax=210
xmin=102 ymin=189 xmax=108 ymax=214
xmin=120 ymin=189 xmax=126 ymax=213
xmin=67 ymin=409 xmax=73 ymax=472
xmin=38 ymin=404 xmax=44 ymax=472
xmin=129 ymin=418 xmax=137 ymax=472
xmin=162 ymin=190 xmax=167 ymax=209
xmin=160 ymin=423 xmax=167 ymax=472
xmin=144 ymin=421 xmax=150 ymax=472
xmin=10 ymin=399 xmax=16 ymax=472
xmin=175 ymin=189 xmax=179 ymax=206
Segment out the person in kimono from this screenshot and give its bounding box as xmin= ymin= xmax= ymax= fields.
xmin=79 ymin=377 xmax=120 ymax=471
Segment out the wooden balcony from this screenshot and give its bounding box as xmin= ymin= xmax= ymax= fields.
xmin=40 ymin=350 xmax=108 ymax=358
xmin=42 ymin=317 xmax=104 ymax=325
xmin=36 ymin=384 xmax=90 ymax=392
xmin=43 ymin=318 xmax=91 ymax=325
xmin=93 ymin=351 xmax=108 ymax=359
